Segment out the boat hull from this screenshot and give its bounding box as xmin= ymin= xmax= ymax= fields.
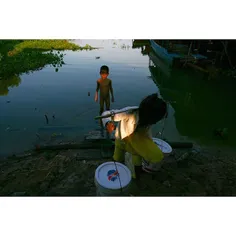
xmin=150 ymin=40 xmax=207 ymax=68
xmin=150 ymin=40 xmax=173 ymax=66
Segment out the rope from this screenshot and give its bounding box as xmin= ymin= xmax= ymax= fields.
xmin=221 ymin=41 xmax=234 ymax=69
xmin=101 ymin=119 xmax=123 ymax=195
xmin=183 ymin=41 xmax=193 ymax=67
xmin=113 ymin=160 xmax=123 ymax=195
xmin=159 ymin=101 xmax=169 ymax=148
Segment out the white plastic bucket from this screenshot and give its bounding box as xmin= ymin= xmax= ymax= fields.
xmin=124 ymin=138 xmax=173 ymax=175
xmin=152 ymin=138 xmax=172 ymax=157
xmin=142 ymin=138 xmax=172 ymax=173
xmin=94 ymin=162 xmax=132 ymax=196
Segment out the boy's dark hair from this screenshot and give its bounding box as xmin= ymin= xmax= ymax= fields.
xmin=100 ymin=65 xmax=109 ymax=73
xmin=138 ymin=93 xmax=167 ymax=126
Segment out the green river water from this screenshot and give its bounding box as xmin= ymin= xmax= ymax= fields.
xmin=0 ymin=40 xmax=235 ymax=157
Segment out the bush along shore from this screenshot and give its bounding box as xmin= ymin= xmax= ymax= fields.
xmin=0 ymin=40 xmax=95 ymax=79
xmin=0 ymin=143 xmax=236 ymax=196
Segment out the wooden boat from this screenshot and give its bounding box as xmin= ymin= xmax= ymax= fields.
xmin=150 ymin=40 xmax=207 ymax=67
xmin=149 ymin=51 xmax=172 ymax=78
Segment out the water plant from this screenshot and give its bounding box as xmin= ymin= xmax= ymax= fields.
xmin=0 ymin=40 xmax=95 ymax=79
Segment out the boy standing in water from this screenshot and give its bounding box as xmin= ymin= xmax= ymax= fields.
xmin=95 ymin=65 xmax=114 ymax=114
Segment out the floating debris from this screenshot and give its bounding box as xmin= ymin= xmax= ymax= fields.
xmin=15 ymin=153 xmax=32 ymax=158
xmin=36 ymin=133 xmax=41 ymax=139
xmin=88 ymin=92 xmax=90 ymax=96
xmin=213 ymin=128 xmax=228 ymax=139
xmin=6 ymin=101 xmax=11 ymax=103
xmin=163 ymin=181 xmax=171 ymax=187
xmin=35 ymin=108 xmax=37 ymax=111
xmin=45 ymin=115 xmax=49 ymax=124
xmin=52 ymin=115 xmax=55 ymax=119
xmin=51 ymin=133 xmax=63 ymax=138
xmin=5 ymin=127 xmax=20 ymax=132
xmin=95 ymin=57 xmax=100 ymax=59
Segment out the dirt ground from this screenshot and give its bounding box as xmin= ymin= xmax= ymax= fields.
xmin=0 ymin=145 xmax=236 ymax=196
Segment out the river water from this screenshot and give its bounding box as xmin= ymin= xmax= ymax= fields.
xmin=0 ymin=39 xmax=235 ymax=157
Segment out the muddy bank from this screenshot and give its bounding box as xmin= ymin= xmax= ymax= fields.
xmin=0 ymin=146 xmax=236 ymax=196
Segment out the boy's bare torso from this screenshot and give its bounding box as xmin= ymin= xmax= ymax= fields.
xmin=97 ymin=78 xmax=111 ymax=99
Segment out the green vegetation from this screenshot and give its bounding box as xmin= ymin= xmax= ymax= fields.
xmin=1 ymin=50 xmax=65 ymax=79
xmin=6 ymin=40 xmax=94 ymax=56
xmin=0 ymin=40 xmax=95 ymax=81
xmin=0 ymin=75 xmax=21 ymax=96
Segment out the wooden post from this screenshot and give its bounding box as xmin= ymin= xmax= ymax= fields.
xmin=183 ymin=41 xmax=193 ymax=66
xmin=222 ymin=40 xmax=233 ymax=69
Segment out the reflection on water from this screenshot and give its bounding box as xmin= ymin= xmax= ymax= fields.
xmin=148 ymin=50 xmax=236 ymax=148
xmin=0 ymin=39 xmax=235 ymax=158
xmin=0 ymin=40 xmax=159 ymax=157
xmin=0 ymin=40 xmax=65 ymax=82
xmin=0 ymin=75 xmax=21 ymax=96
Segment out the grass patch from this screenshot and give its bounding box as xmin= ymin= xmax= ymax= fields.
xmin=0 ymin=40 xmax=95 ymax=80
xmin=1 ymin=50 xmax=65 ymax=79
xmin=7 ymin=40 xmax=94 ymax=56
xmin=0 ymin=75 xmax=21 ymax=96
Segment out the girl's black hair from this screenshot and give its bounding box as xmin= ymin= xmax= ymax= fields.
xmin=138 ymin=93 xmax=167 ymax=126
